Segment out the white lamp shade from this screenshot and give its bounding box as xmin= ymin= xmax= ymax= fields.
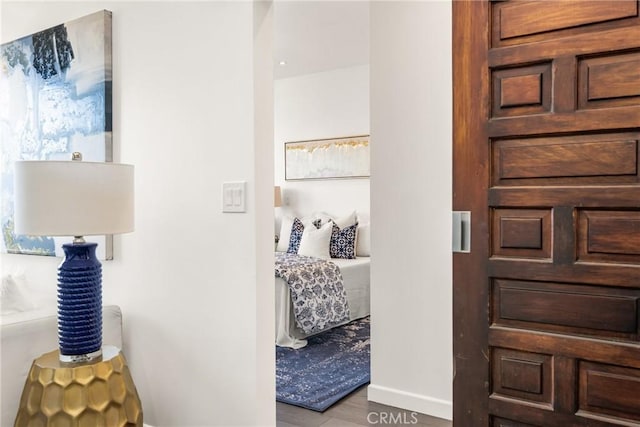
xmin=14 ymin=161 xmax=134 ymax=236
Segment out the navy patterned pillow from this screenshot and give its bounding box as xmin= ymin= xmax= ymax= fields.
xmin=287 ymin=218 xmax=305 ymax=254
xmin=330 ymin=221 xmax=358 ymax=259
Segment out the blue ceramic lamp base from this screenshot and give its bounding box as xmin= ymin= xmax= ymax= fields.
xmin=15 ymin=241 xmax=145 ymax=425
xmin=57 ymin=241 xmax=102 ymax=362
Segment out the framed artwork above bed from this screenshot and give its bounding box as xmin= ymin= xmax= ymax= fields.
xmin=285 ymin=135 xmax=370 ymax=180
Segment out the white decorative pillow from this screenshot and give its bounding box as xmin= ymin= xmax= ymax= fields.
xmin=333 ymin=211 xmax=357 ymax=229
xmin=298 ymin=222 xmax=332 ymax=259
xmin=356 ymin=223 xmax=371 ymax=257
xmin=276 ymin=215 xmax=295 ymax=252
xmin=1 ymin=274 xmax=36 ymax=315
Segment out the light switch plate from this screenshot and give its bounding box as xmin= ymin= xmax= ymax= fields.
xmin=222 ymin=181 xmax=246 ymax=213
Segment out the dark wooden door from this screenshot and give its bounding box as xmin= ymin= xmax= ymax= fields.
xmin=453 ymin=1 xmax=640 ymax=426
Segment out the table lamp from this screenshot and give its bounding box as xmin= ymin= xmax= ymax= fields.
xmin=12 ymin=153 xmax=143 ymax=426
xmin=274 ymin=186 xmax=282 ymax=208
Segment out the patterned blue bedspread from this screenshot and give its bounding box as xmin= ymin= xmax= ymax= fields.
xmin=275 ymin=252 xmax=350 ymax=335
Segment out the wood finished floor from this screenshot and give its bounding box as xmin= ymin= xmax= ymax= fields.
xmin=276 ymin=386 xmax=452 ymax=427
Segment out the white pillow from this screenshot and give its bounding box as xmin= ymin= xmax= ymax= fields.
xmin=1 ymin=274 xmax=36 ymax=315
xmin=298 ymin=222 xmax=332 ymax=259
xmin=333 ymin=211 xmax=357 ymax=229
xmin=276 ymin=215 xmax=295 ymax=252
xmin=356 ymin=211 xmax=370 ymax=225
xmin=356 ymin=223 xmax=371 ymax=257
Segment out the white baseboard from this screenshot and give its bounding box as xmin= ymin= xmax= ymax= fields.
xmin=367 ymin=383 xmax=453 ymax=421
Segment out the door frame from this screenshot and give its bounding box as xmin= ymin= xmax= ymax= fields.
xmin=452 ymin=1 xmax=490 ymax=425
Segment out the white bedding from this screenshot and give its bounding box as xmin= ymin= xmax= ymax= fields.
xmin=275 ymin=256 xmax=370 ymax=348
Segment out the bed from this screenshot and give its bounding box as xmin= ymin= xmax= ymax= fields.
xmin=275 ymin=211 xmax=371 ymax=348
xmin=275 ymin=255 xmax=370 ymax=348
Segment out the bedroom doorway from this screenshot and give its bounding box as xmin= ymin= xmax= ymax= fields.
xmin=453 ymin=1 xmax=640 ymax=425
xmin=272 ymin=0 xmax=372 ymax=417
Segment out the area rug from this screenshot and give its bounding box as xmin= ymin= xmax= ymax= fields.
xmin=276 ymin=317 xmax=370 ymax=412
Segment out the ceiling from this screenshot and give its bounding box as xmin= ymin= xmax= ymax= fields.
xmin=273 ymin=1 xmax=370 ymax=80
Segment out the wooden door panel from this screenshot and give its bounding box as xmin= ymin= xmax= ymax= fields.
xmin=579 ymin=52 xmax=640 ymax=109
xmin=492 ymin=280 xmax=640 ymax=340
xmin=454 ymin=1 xmax=640 ymax=425
xmin=491 ymin=133 xmax=640 ymax=186
xmin=492 ymin=209 xmax=551 ymax=259
xmin=492 ymin=63 xmax=552 ymax=118
xmin=579 ymin=362 xmax=640 ymax=423
xmin=489 ymin=26 xmax=640 ymax=65
xmin=489 ymin=260 xmax=640 ymax=289
xmin=492 ymin=1 xmax=639 ymax=47
xmin=578 ymin=211 xmax=640 ymax=261
xmin=491 ymin=348 xmax=553 ymax=407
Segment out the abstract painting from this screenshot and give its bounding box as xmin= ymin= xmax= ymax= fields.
xmin=0 ymin=10 xmax=113 ymax=258
xmin=285 ymin=135 xmax=370 ymax=180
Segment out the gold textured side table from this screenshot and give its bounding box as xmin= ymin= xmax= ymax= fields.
xmin=15 ymin=346 xmax=143 ymax=427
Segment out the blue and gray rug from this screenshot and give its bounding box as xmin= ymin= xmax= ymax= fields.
xmin=276 ymin=317 xmax=370 ymax=412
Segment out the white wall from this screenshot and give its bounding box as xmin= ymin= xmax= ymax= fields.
xmin=274 ymin=65 xmax=370 ymax=221
xmin=1 ymin=2 xmax=274 ymax=426
xmin=369 ymin=1 xmax=453 ymax=420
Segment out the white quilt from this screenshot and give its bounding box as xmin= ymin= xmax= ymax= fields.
xmin=275 ymin=256 xmax=370 ymax=348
